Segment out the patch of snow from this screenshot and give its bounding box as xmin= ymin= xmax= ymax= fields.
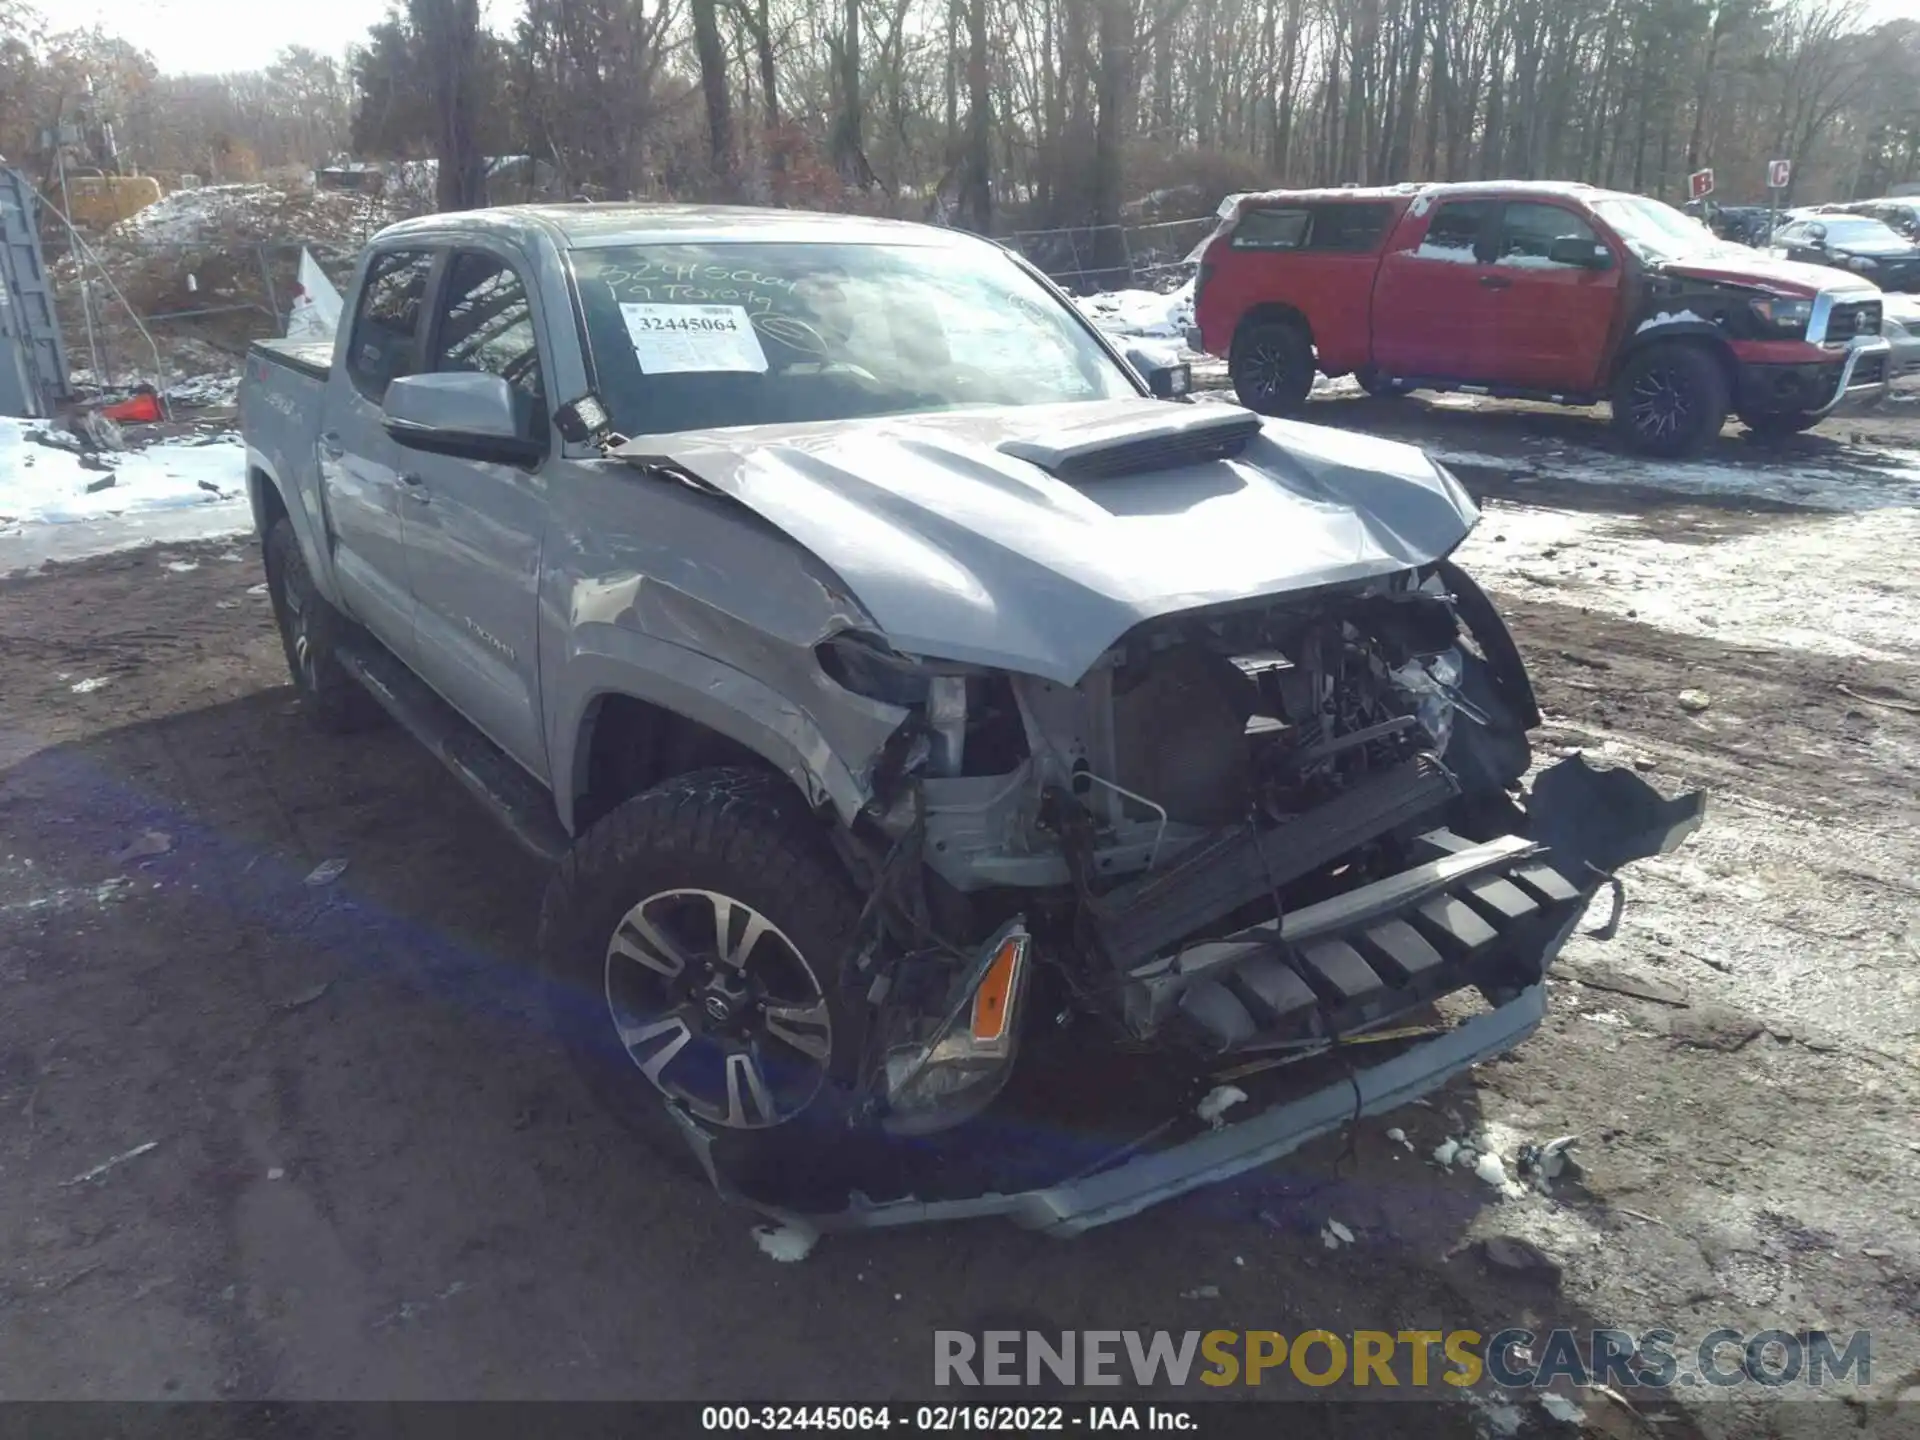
xmin=1322 ymin=1219 xmax=1355 ymax=1247
xmin=1495 ymin=253 xmax=1580 ymax=271
xmin=166 ymin=372 xmax=242 ymax=408
xmin=1196 ymin=1084 xmax=1249 ymax=1128
xmin=1540 ymin=1394 xmax=1584 ymax=1424
xmin=1409 ymin=193 xmax=1434 ymax=217
xmin=1435 ymin=438 xmax=1920 ymax=515
xmin=1474 ymin=1150 xmax=1514 ymax=1191
xmin=1432 ymin=1138 xmax=1461 ymax=1167
xmin=752 ymin=1223 xmax=819 ymax=1263
xmin=114 ymin=184 xmax=281 ymax=245
xmin=1313 ymin=374 xmax=1364 ymax=398
xmin=1635 ymin=309 xmax=1710 ymax=334
xmin=1458 ymin=499 xmax=1920 ymax=663
xmin=1 ymin=419 xmax=251 ymax=575
xmin=1073 ymin=278 xmax=1195 ymax=339
xmin=1414 ymin=242 xmax=1481 ymax=265
xmin=70 ymin=677 xmax=110 ymax=694
xmin=1467 ymin=1393 xmax=1527 ymax=1440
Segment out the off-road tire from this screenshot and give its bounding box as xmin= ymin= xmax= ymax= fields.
xmin=538 ymin=767 xmax=873 ymax=1209
xmin=1231 ymin=319 xmax=1316 ymax=415
xmin=263 ymin=516 xmax=382 ymax=733
xmin=1610 ymin=343 xmax=1730 ymax=458
xmin=1739 ymin=409 xmax=1825 ymax=438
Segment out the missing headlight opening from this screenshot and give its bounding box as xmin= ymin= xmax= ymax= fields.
xmin=700 ymin=558 xmax=1701 ymax=1231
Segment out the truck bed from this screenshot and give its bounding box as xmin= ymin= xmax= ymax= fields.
xmin=250 ymin=338 xmax=333 ymax=383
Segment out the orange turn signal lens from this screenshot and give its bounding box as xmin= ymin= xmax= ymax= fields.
xmin=970 ymin=935 xmax=1027 ymax=1043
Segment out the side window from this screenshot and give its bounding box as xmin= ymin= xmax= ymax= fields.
xmin=346 ymin=248 xmax=435 ymax=402
xmin=1304 ymin=202 xmax=1393 ymax=253
xmin=1416 ymin=201 xmax=1494 ymax=263
xmin=1231 ymin=208 xmax=1311 ymax=250
xmin=432 ymin=251 xmax=548 ymax=445
xmin=1497 ymin=203 xmax=1603 ymax=266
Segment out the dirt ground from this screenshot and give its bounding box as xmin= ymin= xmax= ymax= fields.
xmin=1 ymin=391 xmax=1917 ymax=1436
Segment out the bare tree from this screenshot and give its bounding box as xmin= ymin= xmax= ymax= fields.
xmin=410 ymin=0 xmax=488 ymax=210
xmin=691 ymin=0 xmax=734 ymax=179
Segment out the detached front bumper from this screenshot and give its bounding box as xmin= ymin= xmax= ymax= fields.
xmin=690 ymin=758 xmax=1704 ymax=1240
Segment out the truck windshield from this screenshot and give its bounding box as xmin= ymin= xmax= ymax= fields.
xmin=569 ymin=241 xmax=1138 ymax=436
xmin=1589 ymin=196 xmax=1734 ymax=263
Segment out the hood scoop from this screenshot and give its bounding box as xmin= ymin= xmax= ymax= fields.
xmin=997 ymin=404 xmax=1262 ymax=481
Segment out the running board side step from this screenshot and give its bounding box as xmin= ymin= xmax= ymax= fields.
xmin=336 ymin=637 xmax=572 ymax=864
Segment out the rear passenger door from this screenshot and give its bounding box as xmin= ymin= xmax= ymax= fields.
xmin=1370 ymin=199 xmax=1502 ymax=381
xmin=322 ymin=246 xmax=438 ymax=658
xmin=398 ymin=247 xmax=554 ymax=780
xmin=1485 ymin=202 xmax=1621 ymax=393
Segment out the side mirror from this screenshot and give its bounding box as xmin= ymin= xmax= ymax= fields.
xmin=1548 ymin=236 xmax=1613 ymax=269
xmin=1123 ymin=343 xmax=1193 ymax=401
xmin=1806 ymin=223 xmax=1828 ymax=247
xmin=382 ymin=372 xmax=544 ymax=466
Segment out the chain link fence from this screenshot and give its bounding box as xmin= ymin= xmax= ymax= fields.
xmin=57 ymin=235 xmax=362 ymax=393
xmin=1004 ymin=214 xmax=1217 ymax=293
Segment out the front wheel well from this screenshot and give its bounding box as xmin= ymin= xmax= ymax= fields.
xmin=573 ymin=692 xmax=780 ymax=831
xmin=1612 ymin=333 xmax=1738 ymax=394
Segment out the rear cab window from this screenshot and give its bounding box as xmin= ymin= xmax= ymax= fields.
xmin=1231 ymin=209 xmax=1311 ymax=250
xmin=1305 ymin=203 xmax=1393 ymax=252
xmin=1229 ymin=202 xmax=1393 ymax=253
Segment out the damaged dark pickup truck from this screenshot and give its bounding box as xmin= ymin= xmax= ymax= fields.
xmin=239 ymin=203 xmax=1703 ymax=1236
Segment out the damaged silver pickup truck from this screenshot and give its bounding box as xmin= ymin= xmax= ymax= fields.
xmin=239 ymin=203 xmax=1702 ymax=1236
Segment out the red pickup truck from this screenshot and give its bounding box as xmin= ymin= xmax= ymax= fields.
xmin=1189 ymin=182 xmax=1893 ymax=456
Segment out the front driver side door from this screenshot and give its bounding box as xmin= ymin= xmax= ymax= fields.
xmin=397 ymin=247 xmax=553 ymax=782
xmin=323 ymin=246 xmax=439 ymax=659
xmin=1484 ymin=202 xmax=1621 ymax=394
xmin=1370 ymin=199 xmax=1503 ymax=381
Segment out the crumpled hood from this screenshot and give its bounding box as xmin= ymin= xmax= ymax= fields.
xmin=1661 ymin=251 xmax=1852 ymax=296
xmin=614 ymin=400 xmax=1476 ymax=684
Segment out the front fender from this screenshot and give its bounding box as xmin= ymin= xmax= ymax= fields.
xmin=547 ymin=622 xmax=907 ymax=835
xmin=1613 ymin=323 xmax=1732 ymax=379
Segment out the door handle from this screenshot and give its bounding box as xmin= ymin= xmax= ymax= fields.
xmin=1479 ymin=274 xmax=1513 ymax=289
xmin=399 ymin=472 xmax=431 ymax=503
xmin=319 ymin=431 xmax=345 ymax=460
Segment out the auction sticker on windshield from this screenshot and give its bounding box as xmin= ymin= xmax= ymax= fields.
xmin=619 ymin=302 xmax=769 ymax=374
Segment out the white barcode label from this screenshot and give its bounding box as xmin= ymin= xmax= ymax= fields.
xmin=619 ymin=303 xmax=769 ymax=375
